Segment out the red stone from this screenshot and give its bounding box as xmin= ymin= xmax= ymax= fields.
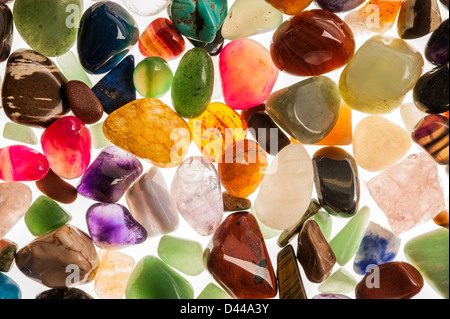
xmin=0 ymin=145 xmax=49 ymax=182
xmin=204 ymin=212 xmax=277 ymax=299
xmin=270 ymin=9 xmax=355 ymax=76
xmin=355 ymin=262 xmax=424 ymax=299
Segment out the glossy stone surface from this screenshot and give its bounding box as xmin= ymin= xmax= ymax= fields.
xmin=314 ymin=210 xmax=333 ymax=241
xmin=329 ymin=207 xmax=371 ymax=266
xmin=404 ymin=228 xmax=449 ymax=298
xmin=122 ymin=0 xmax=171 ymax=16
xmin=315 ymin=0 xmax=365 ymax=12
xmin=313 ymin=147 xmax=360 ymax=217
xmin=169 ymin=0 xmax=227 ymax=43
xmin=92 ymin=55 xmax=136 ymax=115
xmin=2 ymin=123 xmax=37 ymax=145
xmin=41 ymin=116 xmax=91 ymax=180
xmin=355 ymin=262 xmax=424 ymax=299
xmin=188 ymin=29 xmax=225 ymax=56
xmin=0 ymin=273 xmax=21 ymax=299
xmin=277 ymin=245 xmax=308 ymax=299
xmin=204 ymin=212 xmax=277 ymax=299
xmin=255 ymin=144 xmax=314 ymax=230
xmin=367 ymin=153 xmax=446 ymax=235
xmin=0 ymin=239 xmax=17 ymax=273
xmin=397 ymin=0 xmax=442 ymax=39
xmin=271 ymin=9 xmax=355 ymax=77
xmin=89 ymin=122 xmax=112 ymax=150
xmin=220 ymin=39 xmax=279 ymax=110
xmin=265 ymin=0 xmax=312 ymax=15
xmin=1 ymin=49 xmax=69 ymax=128
xmin=434 ymin=210 xmax=449 ymax=229
xmin=318 ymin=268 xmax=357 ymax=294
xmin=426 ymin=19 xmax=449 ymax=65
xmin=0 ymin=3 xmax=13 ymax=62
xmin=266 ymin=76 xmax=341 ymax=144
xmin=0 ymin=145 xmax=49 ymax=182
xmin=340 ymin=35 xmax=424 ymax=114
xmin=66 ymin=81 xmax=103 ymax=125
xmin=35 ymin=288 xmax=93 ymax=299
xmin=413 ymin=64 xmax=449 ymax=115
xmin=171 ymin=157 xmax=223 ymax=236
xmin=13 ymin=0 xmax=82 ymax=57
xmin=25 ymin=196 xmax=72 ymax=236
xmin=297 ymin=220 xmax=336 ymax=283
xmin=157 ymin=235 xmax=204 ymax=276
xmin=134 ymin=57 xmax=173 ymax=98
xmin=353 ymin=115 xmax=412 ymax=172
xmin=127 ymin=167 xmax=180 ymax=238
xmin=400 ymin=102 xmax=427 ymax=133
xmin=103 ymin=98 xmax=191 ymax=168
xmin=125 ymin=256 xmax=194 ymax=299
xmin=172 ymin=48 xmax=213 ymax=118
xmin=0 ymin=182 xmax=32 ymax=239
xmin=15 ymin=225 xmax=99 ymax=288
xmin=78 ymin=2 xmax=139 ymax=74
xmin=57 ymin=51 xmax=92 ymax=87
xmin=35 ymin=169 xmax=78 ymax=204
xmin=353 ymin=222 xmax=401 ymax=275
xmin=412 ymin=115 xmax=449 ymax=165
xmin=248 ymin=112 xmax=290 ymax=156
xmin=197 ymin=283 xmax=231 ymax=299
xmin=86 ymin=203 xmax=147 ymax=250
xmin=222 ymin=191 xmax=251 ymax=212
xmin=316 ymin=101 xmax=353 ymax=146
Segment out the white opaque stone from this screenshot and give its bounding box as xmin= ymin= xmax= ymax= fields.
xmin=121 ymin=0 xmax=172 ymax=16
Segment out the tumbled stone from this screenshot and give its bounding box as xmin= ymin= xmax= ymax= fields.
xmin=65 ymin=81 xmax=103 ymax=124
xmin=204 ymin=212 xmax=277 ymax=299
xmin=353 ymin=115 xmax=412 ymax=172
xmin=400 ymin=102 xmax=427 ymax=133
xmin=57 ymin=51 xmax=93 ymax=87
xmin=413 ymin=64 xmax=449 ymax=115
xmin=425 ymin=19 xmax=449 ymax=65
xmin=277 ymin=245 xmax=307 ymax=299
xmin=367 ymin=153 xmax=446 ymax=235
xmin=265 ymin=0 xmax=312 ymax=15
xmin=397 ymin=0 xmax=442 ymax=39
xmin=2 ymin=123 xmax=38 ymax=145
xmin=127 ymin=167 xmax=180 ymax=238
xmin=103 ymin=98 xmax=191 ymax=168
xmin=0 ymin=4 xmax=12 ymax=62
xmin=15 ymin=225 xmax=99 ymax=288
xmin=0 ymin=145 xmax=49 ymax=182
xmin=197 ymin=283 xmax=231 ymax=299
xmin=318 ymin=268 xmax=358 ymax=294
xmin=312 ymin=293 xmax=351 ymax=299
xmin=251 ymin=208 xmax=282 ymax=240
xmin=0 ymin=182 xmax=32 ymax=239
xmin=36 ymin=288 xmax=93 ymax=299
xmin=315 ymin=0 xmax=365 ymax=12
xmin=316 ymin=101 xmax=353 ymax=146
xmin=157 ymin=235 xmax=204 ymax=276
xmin=355 ymin=262 xmax=424 ymax=299
xmin=89 ymin=122 xmax=112 ymax=149
xmin=125 ymin=256 xmax=194 ymax=299
xmin=35 ymin=169 xmax=78 ymax=204
xmin=134 ymin=57 xmax=173 ymax=98
xmin=0 ymin=273 xmax=21 ymax=299
xmin=434 ymin=210 xmax=449 ymax=229
xmin=0 ymin=239 xmax=17 ymax=273
xmin=122 ymin=0 xmax=171 ymax=16
xmin=314 ymin=210 xmax=333 ymax=241
xmin=222 ymin=191 xmax=251 ymax=212
xmin=405 ymin=228 xmax=449 ymax=299
xmin=188 ymin=30 xmax=225 ymax=56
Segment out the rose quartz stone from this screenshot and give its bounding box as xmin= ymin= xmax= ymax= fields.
xmin=0 ymin=182 xmax=33 ymax=238
xmin=0 ymin=145 xmax=49 ymax=181
xmin=219 ymin=39 xmax=278 ymax=110
xmin=367 ymin=153 xmax=446 ymax=235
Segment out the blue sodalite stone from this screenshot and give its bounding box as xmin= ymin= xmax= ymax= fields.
xmin=315 ymin=0 xmax=365 ymax=13
xmin=0 ymin=273 xmax=21 ymax=299
xmin=169 ymin=0 xmax=228 ymax=44
xmin=353 ymin=222 xmax=401 ymax=275
xmin=77 ymin=1 xmax=139 ymax=74
xmin=92 ymin=55 xmax=136 ymax=114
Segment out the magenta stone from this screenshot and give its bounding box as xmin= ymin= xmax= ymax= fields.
xmin=0 ymin=145 xmax=49 ymax=182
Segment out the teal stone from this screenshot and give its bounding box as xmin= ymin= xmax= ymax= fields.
xmin=57 ymin=51 xmax=92 ymax=88
xmin=0 ymin=273 xmax=21 ymax=299
xmin=13 ymin=0 xmax=83 ymax=57
xmin=172 ymin=47 xmax=214 ymax=118
xmin=169 ymin=0 xmax=227 ymax=44
xmin=2 ymin=122 xmax=38 ymax=145
xmin=314 ymin=210 xmax=333 ymax=241
xmin=197 ymin=283 xmax=232 ymax=299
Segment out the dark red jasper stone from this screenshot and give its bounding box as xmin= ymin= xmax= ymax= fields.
xmin=204 ymin=212 xmax=277 ymax=299
xmin=270 ymin=9 xmax=355 ymax=76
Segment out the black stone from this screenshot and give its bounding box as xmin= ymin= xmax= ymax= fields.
xmin=425 ymin=19 xmax=449 ymax=65
xmin=413 ymin=63 xmax=449 ymax=114
xmin=0 ymin=3 xmax=13 ymax=62
xmin=36 ymin=288 xmax=94 ymax=299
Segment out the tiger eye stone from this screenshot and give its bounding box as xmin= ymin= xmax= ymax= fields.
xmin=277 ymin=245 xmax=308 ymax=299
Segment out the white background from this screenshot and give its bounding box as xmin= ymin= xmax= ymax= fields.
xmin=0 ymin=0 xmax=448 ymax=299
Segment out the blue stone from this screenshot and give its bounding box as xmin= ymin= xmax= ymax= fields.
xmin=78 ymin=1 xmax=139 ymax=74
xmin=353 ymin=222 xmax=401 ymax=275
xmin=0 ymin=273 xmax=21 ymax=299
xmin=169 ymin=0 xmax=227 ymax=44
xmin=92 ymin=55 xmax=136 ymax=114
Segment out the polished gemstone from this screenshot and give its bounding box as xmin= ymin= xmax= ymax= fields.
xmin=397 ymin=0 xmax=442 ymax=39
xmin=35 ymin=169 xmax=78 ymax=204
xmin=426 ymin=19 xmax=449 ymax=65
xmin=312 ymin=293 xmax=351 ymax=299
xmin=135 ymin=57 xmax=172 ymax=99
xmin=0 ymin=239 xmax=17 ymax=273
xmin=2 ymin=123 xmax=38 ymax=145
xmin=197 ymin=283 xmax=231 ymax=299
xmin=265 ymin=0 xmax=313 ymax=15
xmin=251 ymin=208 xmax=282 ymax=240
xmin=434 ymin=210 xmax=449 ymax=229
xmin=0 ymin=3 xmax=13 ymax=62
xmin=412 ymin=115 xmax=449 ymax=165
xmin=57 ymin=51 xmax=93 ymax=87
xmin=0 ymin=145 xmax=49 ymax=182
xmin=188 ymin=29 xmax=225 ymax=56
xmin=0 ymin=273 xmax=21 ymax=299
xmin=400 ymin=102 xmax=427 ymax=133
xmin=121 ymin=0 xmax=171 ymax=16
xmin=315 ymin=0 xmax=365 ymax=12
xmin=316 ymin=101 xmax=353 ymax=146
xmin=318 ymin=268 xmax=357 ymax=294
xmin=89 ymin=122 xmax=112 ymax=150
xmin=277 ymin=245 xmax=308 ymax=299
xmin=241 ymin=103 xmax=266 ymax=124
xmin=0 ymin=182 xmax=32 ymax=239
xmin=35 ymin=288 xmax=93 ymax=299
xmin=314 ymin=210 xmax=333 ymax=241
xmin=413 ymin=64 xmax=449 ymax=115
xmin=222 ymin=191 xmax=251 ymax=212
xmin=65 ymin=81 xmax=103 ymax=125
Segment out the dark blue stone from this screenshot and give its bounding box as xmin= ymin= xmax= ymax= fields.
xmin=425 ymin=19 xmax=449 ymax=66
xmin=92 ymin=55 xmax=136 ymax=114
xmin=0 ymin=273 xmax=21 ymax=299
xmin=77 ymin=1 xmax=139 ymax=74
xmin=315 ymin=0 xmax=365 ymax=12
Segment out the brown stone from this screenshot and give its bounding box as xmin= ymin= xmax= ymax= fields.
xmin=222 ymin=191 xmax=251 ymax=212
xmin=35 ymin=169 xmax=78 ymax=204
xmin=0 ymin=239 xmax=18 ymax=272
xmin=65 ymin=80 xmax=103 ymax=124
xmin=277 ymin=245 xmax=307 ymax=299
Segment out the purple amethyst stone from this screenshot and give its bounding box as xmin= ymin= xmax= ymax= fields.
xmin=77 ymin=145 xmax=143 ymax=203
xmin=425 ymin=19 xmax=449 ymax=66
xmin=86 ymin=203 xmax=148 ymax=249
xmin=315 ymin=0 xmax=365 ymax=12
xmin=312 ymin=294 xmax=352 ymax=299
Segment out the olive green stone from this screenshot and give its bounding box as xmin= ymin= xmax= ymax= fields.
xmin=314 ymin=210 xmax=333 ymax=241
xmin=404 ymin=228 xmax=449 ymax=299
xmin=13 ymin=0 xmax=83 ymax=57
xmin=24 ymin=196 xmax=72 ymax=236
xmin=197 ymin=283 xmax=232 ymax=299
xmin=157 ymin=235 xmax=205 ymax=276
xmin=172 ymin=47 xmax=214 ymax=118
xmin=134 ymin=57 xmax=173 ymax=98
xmin=125 ymin=256 xmax=194 ymax=299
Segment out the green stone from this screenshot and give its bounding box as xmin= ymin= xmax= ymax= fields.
xmin=157 ymin=235 xmax=204 ymax=277
xmin=125 ymin=256 xmax=194 ymax=299
xmin=318 ymin=268 xmax=357 ymax=294
xmin=314 ymin=210 xmax=333 ymax=241
xmin=89 ymin=122 xmax=112 ymax=149
xmin=251 ymin=207 xmax=281 ymax=239
xmin=2 ymin=122 xmax=38 ymax=145
xmin=13 ymin=0 xmax=83 ymax=57
xmin=134 ymin=57 xmax=173 ymax=98
xmin=172 ymin=48 xmax=214 ymax=118
xmin=404 ymin=228 xmax=449 ymax=299
xmin=57 ymin=51 xmax=92 ymax=87
xmin=329 ymin=206 xmax=370 ymax=266
xmin=24 ymin=196 xmax=72 ymax=236
xmin=197 ymin=283 xmax=232 ymax=299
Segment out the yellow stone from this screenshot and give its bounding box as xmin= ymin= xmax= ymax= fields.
xmin=103 ymin=98 xmax=192 ymax=168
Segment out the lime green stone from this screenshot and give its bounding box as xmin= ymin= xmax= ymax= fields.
xmin=314 ymin=210 xmax=332 ymax=241
xmin=157 ymin=235 xmax=204 ymax=276
xmin=197 ymin=283 xmax=232 ymax=299
xmin=125 ymin=256 xmax=194 ymax=299
xmin=318 ymin=268 xmax=357 ymax=294
xmin=134 ymin=57 xmax=173 ymax=98
xmin=57 ymin=51 xmax=92 ymax=87
xmin=404 ymin=228 xmax=449 ymax=299
xmin=329 ymin=206 xmax=370 ymax=266
xmin=89 ymin=122 xmax=111 ymax=149
xmin=3 ymin=122 xmax=38 ymax=145
xmin=24 ymin=196 xmax=72 ymax=236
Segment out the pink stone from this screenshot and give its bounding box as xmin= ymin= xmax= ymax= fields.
xmin=0 ymin=145 xmax=49 ymax=181
xmin=0 ymin=182 xmax=33 ymax=238
xmin=219 ymin=39 xmax=278 ymax=110
xmin=41 ymin=116 xmax=92 ymax=179
xmin=367 ymin=153 xmax=446 ymax=235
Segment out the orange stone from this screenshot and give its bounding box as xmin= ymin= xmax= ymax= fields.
xmin=434 ymin=210 xmax=449 ymax=229
xmin=265 ymin=0 xmax=313 ymax=15
xmin=316 ymin=101 xmax=352 ymax=146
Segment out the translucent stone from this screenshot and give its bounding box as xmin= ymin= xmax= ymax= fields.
xmin=0 ymin=182 xmax=32 ymax=238
xmin=2 ymin=122 xmax=38 ymax=145
xmin=56 ymin=51 xmax=92 ymax=87
xmin=0 ymin=273 xmax=21 ymax=299
xmin=197 ymin=283 xmax=231 ymax=299
xmin=314 ymin=211 xmax=333 ymax=241
xmin=121 ymin=0 xmax=172 ymax=16
xmin=318 ymin=268 xmax=358 ymax=295
xmin=89 ymin=122 xmax=112 ymax=150
xmin=400 ymin=102 xmax=427 ymax=133
xmin=251 ymin=208 xmax=281 ymax=240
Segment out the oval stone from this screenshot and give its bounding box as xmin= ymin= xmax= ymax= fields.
xmin=65 ymin=81 xmax=103 ymax=125
xmin=0 ymin=182 xmax=32 ymax=239
xmin=413 ymin=63 xmax=449 ymax=114
xmin=0 ymin=145 xmax=49 ymax=182
xmin=425 ymin=19 xmax=449 ymax=65
xmin=0 ymin=3 xmax=13 ymax=62
xmin=35 ymin=169 xmax=78 ymax=204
